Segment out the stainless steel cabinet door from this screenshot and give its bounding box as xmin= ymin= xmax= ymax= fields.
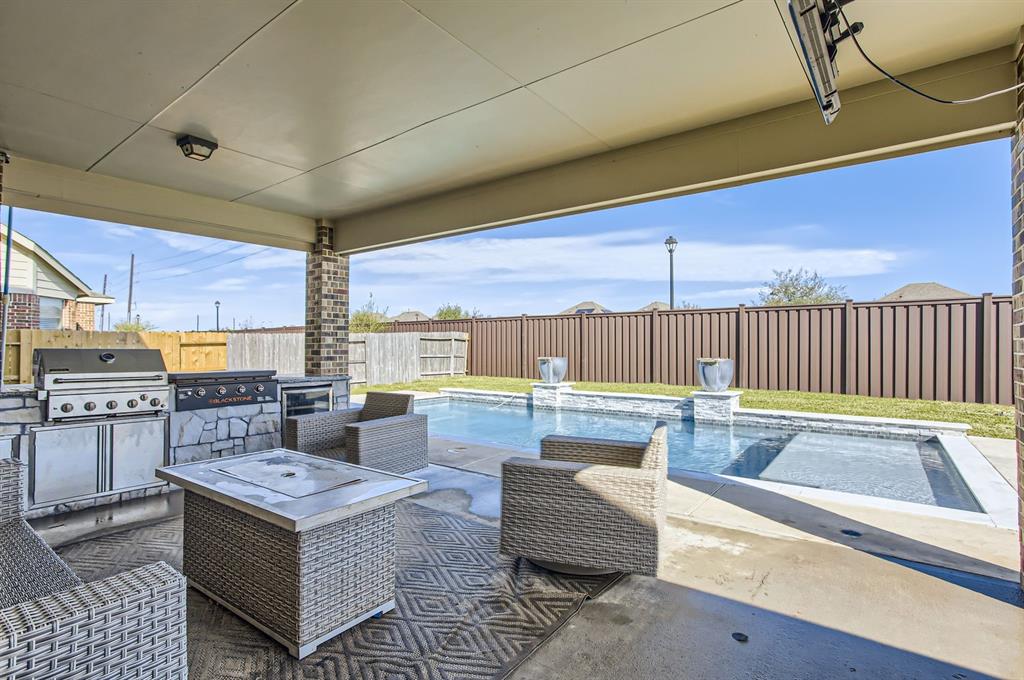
xmin=111 ymin=417 xmax=167 ymax=490
xmin=31 ymin=423 xmax=102 ymax=504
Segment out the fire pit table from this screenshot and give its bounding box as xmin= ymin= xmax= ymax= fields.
xmin=156 ymin=448 xmax=427 ymax=658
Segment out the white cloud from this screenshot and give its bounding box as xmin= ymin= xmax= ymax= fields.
xmin=354 ymin=229 xmax=900 ymax=285
xmin=100 ymin=224 xmax=139 ymax=239
xmin=201 ymin=277 xmax=254 ymax=292
xmin=239 ymin=249 xmax=305 ymax=270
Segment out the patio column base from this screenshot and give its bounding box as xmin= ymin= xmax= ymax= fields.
xmin=692 ymin=390 xmax=741 ymax=424
xmin=531 ymin=382 xmax=574 ymax=410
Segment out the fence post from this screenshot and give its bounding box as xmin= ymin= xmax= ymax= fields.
xmin=651 ymin=308 xmax=660 ymax=384
xmin=449 ymin=336 xmax=456 ymax=376
xmin=469 ymin=317 xmax=477 ymax=376
xmin=736 ymin=304 xmax=746 ymax=388
xmin=578 ymin=315 xmax=587 ymax=382
xmin=981 ymin=292 xmax=994 ymax=404
xmin=844 ymin=299 xmax=855 ymax=395
xmin=520 ymin=314 xmax=528 ymax=379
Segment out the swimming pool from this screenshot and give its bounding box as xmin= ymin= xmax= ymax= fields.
xmin=415 ymin=398 xmax=982 ymax=513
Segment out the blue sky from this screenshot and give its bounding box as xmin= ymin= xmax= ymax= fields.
xmin=4 ymin=139 xmax=1011 ymax=330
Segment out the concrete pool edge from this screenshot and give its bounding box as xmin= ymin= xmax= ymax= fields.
xmin=437 ymin=387 xmax=974 ymax=439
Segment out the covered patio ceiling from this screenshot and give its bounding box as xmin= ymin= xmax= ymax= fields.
xmin=1 ymin=0 xmax=1023 ymax=251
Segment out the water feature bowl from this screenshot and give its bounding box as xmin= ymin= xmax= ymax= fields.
xmin=537 ymin=356 xmax=568 ymax=383
xmin=697 ymin=358 xmax=734 ymax=392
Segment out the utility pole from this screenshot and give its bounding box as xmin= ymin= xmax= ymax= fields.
xmin=99 ymin=274 xmax=107 ymax=332
xmin=126 ymin=253 xmax=135 ymax=323
xmin=196 ymin=315 xmax=199 ymax=332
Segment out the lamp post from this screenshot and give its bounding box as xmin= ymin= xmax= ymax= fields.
xmin=664 ymin=236 xmax=678 ymax=309
xmin=215 ymin=300 xmax=221 ymax=331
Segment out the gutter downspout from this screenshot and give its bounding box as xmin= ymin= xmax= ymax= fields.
xmin=0 ymin=205 xmax=13 ymax=390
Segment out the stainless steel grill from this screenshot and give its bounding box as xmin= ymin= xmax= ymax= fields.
xmin=34 ymin=348 xmax=170 ymax=421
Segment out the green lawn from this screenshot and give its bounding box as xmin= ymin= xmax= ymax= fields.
xmin=353 ymin=375 xmax=1015 ymax=439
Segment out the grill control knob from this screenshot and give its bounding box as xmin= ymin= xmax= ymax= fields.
xmin=139 ymin=394 xmax=148 ymax=401
xmin=60 ymin=403 xmax=74 ymax=413
xmin=84 ymin=402 xmax=96 ymax=411
xmin=150 ymin=398 xmax=161 ymax=407
xmin=216 ymin=387 xmax=227 ymax=396
xmin=106 ymin=400 xmax=118 ymax=410
xmin=254 ymin=384 xmax=265 ymax=393
xmin=195 ymin=387 xmax=207 ymax=397
xmin=127 ymin=399 xmax=139 ymax=408
xmin=236 ymin=385 xmax=247 ymax=394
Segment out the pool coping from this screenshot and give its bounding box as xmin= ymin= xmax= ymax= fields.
xmin=420 ymin=391 xmax=1018 ymax=531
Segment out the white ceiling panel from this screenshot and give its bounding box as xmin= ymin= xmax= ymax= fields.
xmin=0 ymin=82 xmax=140 ymax=170
xmin=529 ymin=1 xmax=808 ymax=148
xmin=91 ymin=126 xmax=303 ymax=202
xmin=249 ymin=88 xmax=608 ymax=217
xmin=408 ymin=0 xmax=733 ymax=83
xmin=153 ymin=0 xmax=519 ymax=172
xmin=0 ymin=0 xmax=293 ymax=124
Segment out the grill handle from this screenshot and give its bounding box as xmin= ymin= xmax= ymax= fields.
xmin=51 ymin=374 xmax=167 ymax=385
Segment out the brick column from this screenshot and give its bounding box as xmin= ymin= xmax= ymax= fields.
xmin=1012 ymin=33 xmax=1024 ymax=589
xmin=305 ymin=220 xmax=349 ymax=377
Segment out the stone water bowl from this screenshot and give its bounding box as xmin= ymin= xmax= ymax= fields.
xmin=696 ymin=358 xmax=734 ymax=392
xmin=537 ymin=356 xmax=568 ymax=383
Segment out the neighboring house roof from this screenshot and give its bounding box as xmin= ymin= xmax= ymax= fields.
xmin=392 ymin=310 xmax=431 ymax=322
xmin=877 ymin=282 xmax=972 ymax=302
xmin=1 ymin=224 xmax=114 ymax=304
xmin=559 ymin=300 xmax=612 ymax=315
xmin=638 ymin=301 xmax=670 ymax=312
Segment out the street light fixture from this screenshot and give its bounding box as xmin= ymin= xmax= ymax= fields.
xmin=664 ymin=236 xmax=678 ymax=309
xmin=215 ymin=300 xmax=221 ymax=331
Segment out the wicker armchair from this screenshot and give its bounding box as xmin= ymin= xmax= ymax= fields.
xmin=500 ymin=423 xmax=668 ymax=576
xmin=284 ymin=392 xmax=428 ymax=474
xmin=0 ymin=458 xmax=188 ymax=679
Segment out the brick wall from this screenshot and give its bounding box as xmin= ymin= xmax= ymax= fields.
xmin=0 ymin=293 xmax=39 ymax=329
xmin=60 ymin=300 xmax=97 ymax=330
xmin=1012 ymin=36 xmax=1024 ymax=589
xmin=305 ymin=221 xmax=350 ymax=376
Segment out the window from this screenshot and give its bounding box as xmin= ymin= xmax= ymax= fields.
xmin=38 ymin=297 xmax=63 ymax=330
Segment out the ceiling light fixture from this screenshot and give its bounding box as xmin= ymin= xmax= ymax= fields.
xmin=176 ymin=134 xmax=218 ymax=161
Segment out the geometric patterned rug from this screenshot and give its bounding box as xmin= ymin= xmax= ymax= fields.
xmin=57 ymin=500 xmax=620 ymax=680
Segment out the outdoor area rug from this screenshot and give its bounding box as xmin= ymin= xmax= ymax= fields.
xmin=57 ymin=499 xmax=620 ymax=680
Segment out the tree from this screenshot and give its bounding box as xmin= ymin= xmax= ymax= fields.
xmin=113 ymin=319 xmax=157 ymax=332
xmin=434 ymin=303 xmax=479 ymax=320
xmin=757 ymin=268 xmax=846 ymax=306
xmin=350 ymin=294 xmax=390 ymax=333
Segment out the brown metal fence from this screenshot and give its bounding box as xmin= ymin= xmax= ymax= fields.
xmin=391 ymin=295 xmax=1013 ymax=405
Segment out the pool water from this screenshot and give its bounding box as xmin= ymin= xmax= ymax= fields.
xmin=415 ymin=398 xmax=981 ymax=513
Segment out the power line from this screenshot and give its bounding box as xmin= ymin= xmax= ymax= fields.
xmin=142 ymin=247 xmax=272 ymax=282
xmin=134 ymin=243 xmax=248 ymax=275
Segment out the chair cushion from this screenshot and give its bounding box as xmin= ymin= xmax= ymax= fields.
xmin=0 ymin=519 xmax=82 ymax=609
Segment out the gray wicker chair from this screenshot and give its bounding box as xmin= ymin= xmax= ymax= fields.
xmin=0 ymin=458 xmax=188 ymax=679
xmin=500 ymin=422 xmax=668 ymax=576
xmin=284 ymin=392 xmax=428 ymax=474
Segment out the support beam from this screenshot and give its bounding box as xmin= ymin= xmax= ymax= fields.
xmin=334 ymin=48 xmax=1016 ymax=254
xmin=1013 ymin=31 xmax=1024 ymax=590
xmin=2 ymin=157 xmax=316 ymax=250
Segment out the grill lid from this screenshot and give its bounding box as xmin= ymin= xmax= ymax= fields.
xmin=35 ymin=348 xmax=167 ymax=383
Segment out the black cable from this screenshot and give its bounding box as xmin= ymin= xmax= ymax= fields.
xmin=142 ymin=247 xmax=272 ymax=282
xmin=837 ymin=4 xmax=1024 ymax=105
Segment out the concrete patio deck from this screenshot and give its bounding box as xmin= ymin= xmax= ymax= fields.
xmin=29 ymin=441 xmax=1023 ymax=680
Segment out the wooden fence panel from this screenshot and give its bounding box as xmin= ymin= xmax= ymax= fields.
xmin=390 ymin=295 xmax=1013 ymax=405
xmin=2 ymin=329 xmax=228 ymax=383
